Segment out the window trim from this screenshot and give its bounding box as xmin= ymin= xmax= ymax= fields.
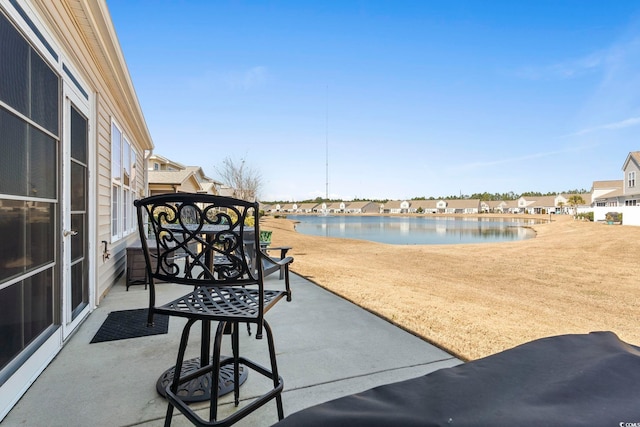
xmin=110 ymin=119 xmax=138 ymax=242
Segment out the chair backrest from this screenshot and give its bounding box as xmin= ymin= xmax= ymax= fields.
xmin=134 ymin=193 xmax=263 ymax=293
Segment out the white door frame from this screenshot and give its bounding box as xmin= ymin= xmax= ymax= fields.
xmin=61 ymin=79 xmax=95 ymax=339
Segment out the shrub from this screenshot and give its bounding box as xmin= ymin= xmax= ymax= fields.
xmin=576 ymin=212 xmax=594 ymax=222
xmin=605 ymin=212 xmax=621 ymax=223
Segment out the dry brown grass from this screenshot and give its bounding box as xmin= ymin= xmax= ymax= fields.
xmin=262 ymin=214 xmax=640 ymax=361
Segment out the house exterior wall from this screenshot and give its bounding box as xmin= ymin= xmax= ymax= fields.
xmin=179 ymin=177 xmax=201 ymax=194
xmin=32 ymin=0 xmax=152 ymax=301
xmin=624 ymin=157 xmax=640 ymax=195
xmin=149 ymin=185 xmax=177 ymax=195
xmin=593 ymin=153 xmax=640 ymax=225
xmin=0 ymin=0 xmax=153 ymax=420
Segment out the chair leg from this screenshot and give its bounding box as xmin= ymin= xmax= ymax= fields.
xmin=284 ymin=267 xmax=292 ymax=302
xmin=165 ymin=318 xmax=197 ymax=427
xmin=232 ymin=322 xmax=240 ymax=406
xmin=209 ymin=320 xmax=227 ymax=422
xmin=263 ymin=320 xmax=284 ymax=420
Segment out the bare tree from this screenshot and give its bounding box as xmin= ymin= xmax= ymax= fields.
xmin=215 ymin=156 xmax=263 ymax=201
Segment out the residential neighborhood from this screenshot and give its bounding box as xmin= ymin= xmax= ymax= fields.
xmin=262 ymin=153 xmax=640 ymax=225
xmin=144 ymin=150 xmax=640 ymax=227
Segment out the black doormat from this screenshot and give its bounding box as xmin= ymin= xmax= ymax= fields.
xmin=90 ymin=308 xmax=169 ymax=343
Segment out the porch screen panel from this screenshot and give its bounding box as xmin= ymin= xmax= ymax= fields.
xmin=0 ymin=269 xmax=54 ymax=372
xmin=0 ymin=10 xmax=59 ymax=382
xmin=70 ymin=104 xmax=88 ymax=319
xmin=0 ymin=284 xmax=20 ymax=371
xmin=28 ymin=202 xmax=55 ymax=273
xmin=22 ymin=269 xmax=54 ymax=351
xmin=0 ymin=11 xmax=28 ymax=115
xmin=29 ymin=124 xmax=57 ymax=199
xmin=0 ymin=108 xmax=27 ymax=196
xmin=29 ymin=49 xmax=59 ymax=134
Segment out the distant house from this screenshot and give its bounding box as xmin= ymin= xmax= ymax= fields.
xmin=411 ymin=200 xmax=438 ymax=214
xmin=334 ymin=202 xmax=347 ymax=213
xmin=518 ymin=195 xmax=564 ymax=214
xmin=313 ymin=203 xmax=325 ymax=213
xmin=622 ymin=152 xmax=640 ymax=203
xmin=276 ymin=203 xmax=296 ymax=212
xmin=382 ymin=200 xmax=411 ymax=214
xmin=259 ymin=202 xmax=274 ymax=212
xmin=0 ymin=0 xmax=153 ymax=419
xmin=296 ymin=202 xmax=319 ymax=213
xmin=217 ymin=185 xmax=236 ymax=198
xmin=148 ymin=153 xmax=183 ymax=171
xmin=501 ymin=200 xmax=520 ymax=214
xmin=594 ymin=152 xmax=640 ymax=224
xmin=437 ymin=199 xmax=481 ymax=214
xmin=345 ymin=201 xmax=379 ymax=213
xmin=481 ymin=200 xmax=508 ymax=213
xmin=591 ymin=180 xmax=624 ymax=207
xmin=185 ymin=166 xmax=220 ymax=195
xmin=147 ymin=155 xmax=221 ymax=195
xmin=148 ymin=169 xmax=202 ymax=195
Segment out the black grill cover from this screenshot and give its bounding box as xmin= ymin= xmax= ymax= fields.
xmin=274 ymin=332 xmax=640 ymax=426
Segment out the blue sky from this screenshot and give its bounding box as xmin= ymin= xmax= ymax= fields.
xmin=107 ymin=0 xmax=640 ymax=201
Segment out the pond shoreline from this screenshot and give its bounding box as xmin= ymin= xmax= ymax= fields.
xmin=286 ymin=213 xmax=540 ymax=245
xmin=261 ymin=214 xmax=640 ymax=361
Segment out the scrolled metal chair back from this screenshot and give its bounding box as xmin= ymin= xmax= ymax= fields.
xmin=134 ymin=193 xmax=261 ymax=289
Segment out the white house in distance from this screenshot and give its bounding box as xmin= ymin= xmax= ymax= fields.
xmin=410 ymin=200 xmax=438 ymax=213
xmin=592 ymin=151 xmax=640 ymax=224
xmin=515 ymin=195 xmax=577 ymax=215
xmin=381 ymin=200 xmax=411 ymax=213
xmin=436 ymin=199 xmax=481 ymax=214
xmin=0 ymin=0 xmax=153 ymax=420
xmin=344 ymin=201 xmax=379 ymax=213
xmin=591 ymin=180 xmax=623 ymax=207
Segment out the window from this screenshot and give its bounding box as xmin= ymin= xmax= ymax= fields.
xmin=628 ymin=171 xmax=636 ymax=188
xmin=625 ymin=199 xmax=637 ymax=206
xmin=111 ymin=121 xmax=138 ymax=240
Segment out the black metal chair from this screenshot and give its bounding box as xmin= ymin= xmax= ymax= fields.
xmin=134 ymin=193 xmax=292 ymax=426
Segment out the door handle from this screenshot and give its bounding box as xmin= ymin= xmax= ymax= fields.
xmin=63 ymin=230 xmax=78 ymax=237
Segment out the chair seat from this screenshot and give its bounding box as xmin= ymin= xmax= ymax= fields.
xmin=156 ymin=286 xmax=288 ymax=322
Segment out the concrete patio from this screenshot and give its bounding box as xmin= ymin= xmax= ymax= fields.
xmin=2 ymin=272 xmax=460 ymax=427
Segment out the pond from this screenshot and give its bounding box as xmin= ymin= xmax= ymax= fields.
xmin=286 ymin=215 xmax=541 ymax=245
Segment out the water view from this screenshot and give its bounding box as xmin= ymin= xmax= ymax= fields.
xmin=288 ymin=215 xmax=540 ymax=245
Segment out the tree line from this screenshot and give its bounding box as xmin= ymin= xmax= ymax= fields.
xmin=411 ymin=189 xmax=590 ymax=202
xmin=263 ymin=190 xmax=590 ymax=205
